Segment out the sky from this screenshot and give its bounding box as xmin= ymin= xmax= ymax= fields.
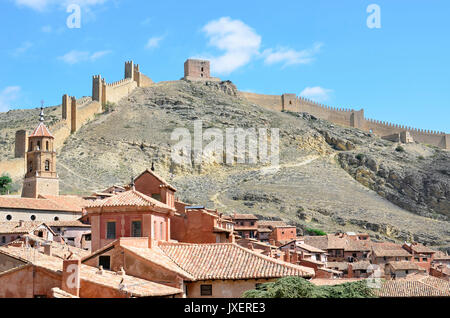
xmin=0 ymin=0 xmax=449 ymax=133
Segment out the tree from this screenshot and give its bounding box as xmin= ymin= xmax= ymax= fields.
xmin=0 ymin=174 xmax=12 ymax=195
xmin=242 ymin=276 xmax=377 ymax=298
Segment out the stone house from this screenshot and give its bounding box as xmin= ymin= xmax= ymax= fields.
xmin=47 ymin=220 xmax=91 ymax=250
xmin=82 ymin=237 xmax=314 ymax=298
xmin=385 ymin=261 xmax=426 ymax=279
xmin=170 ymin=204 xmax=234 ymax=244
xmin=231 ymin=214 xmax=258 ymax=239
xmin=0 ymin=244 xmax=181 ymax=298
xmin=402 ymin=242 xmax=436 ymax=273
xmin=0 ymin=221 xmax=55 ymax=246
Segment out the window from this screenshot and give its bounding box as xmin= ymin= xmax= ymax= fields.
xmin=99 ymin=256 xmax=111 ymax=270
xmin=160 ymin=222 xmax=164 ymax=240
xmin=29 ymin=141 xmax=33 ymax=151
xmin=106 ymin=222 xmax=116 ymax=239
xmin=131 ymin=221 xmax=142 ymax=237
xmin=6 ymin=215 xmax=12 ymax=221
xmin=54 ymin=216 xmax=59 ymax=221
xmin=200 ymin=285 xmax=212 ymax=296
xmin=84 ymin=234 xmax=91 ymax=241
xmin=45 ymin=160 xmax=50 ymax=171
xmin=1 ymin=236 xmax=5 ymax=244
xmin=250 ymin=222 xmax=254 ymax=226
xmin=37 ymin=141 xmax=41 ymax=150
xmin=46 ymin=141 xmax=49 ymax=151
xmin=151 ymin=194 xmax=162 ymax=202
xmin=29 ymin=161 xmax=33 ymax=173
xmin=30 ymin=215 xmax=36 ymax=221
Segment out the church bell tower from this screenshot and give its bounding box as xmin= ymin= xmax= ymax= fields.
xmin=21 ymin=104 xmax=59 ymax=198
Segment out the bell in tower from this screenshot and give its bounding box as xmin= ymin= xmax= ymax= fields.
xmin=21 ymin=102 xmax=59 ymax=198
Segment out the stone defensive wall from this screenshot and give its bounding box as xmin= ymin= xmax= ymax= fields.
xmin=240 ymin=91 xmax=449 ymax=150
xmin=4 ymin=61 xmax=154 ymax=182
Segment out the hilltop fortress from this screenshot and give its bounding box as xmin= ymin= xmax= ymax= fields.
xmin=3 ymin=58 xmax=449 ymax=182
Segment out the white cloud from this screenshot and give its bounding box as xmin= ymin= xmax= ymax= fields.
xmin=0 ymin=86 xmax=21 ymax=113
xmin=201 ymin=17 xmax=261 ymax=75
xmin=14 ymin=0 xmax=109 ymax=11
xmin=12 ymin=41 xmax=33 ymax=56
xmin=58 ymin=50 xmax=111 ymax=64
xmin=299 ymin=86 xmax=333 ymax=102
xmin=263 ymin=43 xmax=323 ymax=67
xmin=145 ymin=36 xmax=164 ymax=49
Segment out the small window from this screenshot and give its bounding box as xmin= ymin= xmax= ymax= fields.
xmin=45 ymin=160 xmax=50 ymax=171
xmin=84 ymin=234 xmax=91 ymax=241
xmin=54 ymin=216 xmax=59 ymax=221
xmin=151 ymin=194 xmax=162 ymax=202
xmin=31 ymin=215 xmax=36 ymax=221
xmin=1 ymin=236 xmax=5 ymax=244
xmin=99 ymin=256 xmax=111 ymax=270
xmin=46 ymin=141 xmax=49 ymax=151
xmin=200 ymin=285 xmax=212 ymax=296
xmin=29 ymin=161 xmax=33 ymax=172
xmin=37 ymin=141 xmax=41 ymax=150
xmin=6 ymin=215 xmax=12 ymax=221
xmin=131 ymin=221 xmax=142 ymax=237
xmin=106 ymin=222 xmax=116 ymax=239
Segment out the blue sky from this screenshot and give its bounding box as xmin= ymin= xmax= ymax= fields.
xmin=0 ymin=0 xmax=449 ymax=132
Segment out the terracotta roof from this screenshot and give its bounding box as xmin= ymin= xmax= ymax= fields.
xmin=296 ymin=243 xmax=326 ymax=254
xmin=0 ymin=221 xmax=46 ymax=234
xmin=86 ymin=190 xmax=175 ymax=212
xmin=351 ymin=261 xmax=372 ymax=271
xmin=377 ymin=275 xmax=450 ymax=297
xmin=326 ymin=262 xmax=349 ymax=271
xmin=345 ymin=240 xmax=371 ymax=252
xmin=232 ymin=214 xmax=258 ymax=220
xmin=134 ymin=169 xmax=177 ymax=192
xmin=311 ymin=278 xmax=365 ymax=286
xmin=11 ymin=234 xmax=90 ymax=259
xmin=0 ymin=245 xmax=181 ymax=297
xmin=301 ymin=236 xmax=328 ymax=250
xmin=388 ymin=261 xmax=423 ymax=271
xmin=0 ymin=195 xmax=85 ymax=213
xmin=405 ymin=243 xmax=436 ymax=254
xmin=159 ymin=242 xmax=314 ymax=281
xmin=434 ymin=251 xmax=450 ymax=261
xmin=258 ymin=221 xmax=288 ymax=228
xmin=46 ymin=220 xmax=91 ymax=228
xmin=29 ymin=122 xmax=54 ymax=138
xmin=121 ymin=245 xmax=194 ymax=280
xmin=372 ymin=245 xmax=411 ymax=258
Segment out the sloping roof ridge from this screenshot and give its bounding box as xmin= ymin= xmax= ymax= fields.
xmin=121 ymin=244 xmax=195 ymax=280
xmin=135 ymin=169 xmax=177 ymax=191
xmin=232 ymin=243 xmax=314 ymax=275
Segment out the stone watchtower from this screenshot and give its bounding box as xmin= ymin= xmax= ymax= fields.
xmin=184 ymin=59 xmax=211 ymax=80
xmin=21 ymin=107 xmax=59 ymax=198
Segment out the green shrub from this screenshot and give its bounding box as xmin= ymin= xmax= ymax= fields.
xmin=306 ymin=228 xmax=327 ymax=236
xmin=0 ymin=174 xmax=12 ymax=195
xmin=104 ymin=102 xmax=116 ymax=113
xmin=395 ymin=146 xmax=405 ymax=152
xmin=356 ymin=154 xmax=365 ymax=161
xmin=242 ymin=277 xmax=377 ymax=298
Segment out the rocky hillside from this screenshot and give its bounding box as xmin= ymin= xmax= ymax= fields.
xmin=0 ymin=80 xmax=449 ymax=251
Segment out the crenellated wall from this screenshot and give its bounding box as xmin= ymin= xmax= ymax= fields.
xmin=241 ymin=91 xmax=449 ymax=150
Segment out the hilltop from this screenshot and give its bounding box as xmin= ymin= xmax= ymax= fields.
xmin=0 ymin=80 xmax=449 ymax=251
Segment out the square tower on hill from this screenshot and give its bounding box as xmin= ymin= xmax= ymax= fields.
xmin=184 ymin=59 xmax=211 ymax=79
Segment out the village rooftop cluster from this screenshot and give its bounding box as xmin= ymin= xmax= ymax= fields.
xmin=0 ymin=60 xmax=448 ymax=298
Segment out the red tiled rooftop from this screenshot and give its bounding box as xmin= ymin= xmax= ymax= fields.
xmin=29 ymin=122 xmax=54 ymax=138
xmin=86 ymin=190 xmax=175 ymax=212
xmin=158 ymin=242 xmax=314 ymax=281
xmin=0 ymin=195 xmax=86 ymax=213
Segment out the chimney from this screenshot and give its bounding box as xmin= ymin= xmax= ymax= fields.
xmin=284 ymin=249 xmax=291 ymax=263
xmin=347 ymin=263 xmax=354 ymax=279
xmin=292 ymin=251 xmax=299 ymax=264
xmin=62 ymin=259 xmax=81 ymax=297
xmin=44 ymin=244 xmax=52 ymax=256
